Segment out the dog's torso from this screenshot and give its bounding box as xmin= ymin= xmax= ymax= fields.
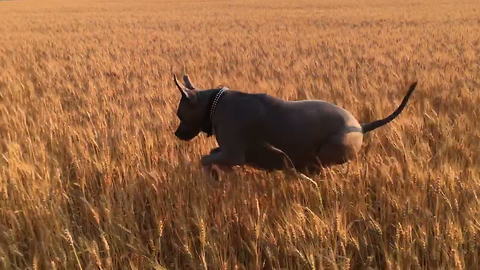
xmin=212 ymin=90 xmax=363 ymax=171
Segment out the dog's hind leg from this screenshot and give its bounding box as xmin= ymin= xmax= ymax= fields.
xmin=263 ymin=143 xmax=296 ymax=169
xmin=315 ymin=131 xmax=362 ymax=167
xmin=263 ymin=144 xmax=316 ymax=185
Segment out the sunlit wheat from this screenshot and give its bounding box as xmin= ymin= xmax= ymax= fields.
xmin=0 ymin=0 xmax=479 ymax=268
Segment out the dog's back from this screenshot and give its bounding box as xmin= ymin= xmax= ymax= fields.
xmin=216 ymin=91 xmax=363 ymax=170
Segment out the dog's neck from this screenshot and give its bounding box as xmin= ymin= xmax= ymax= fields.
xmin=201 ymin=87 xmax=227 ymax=136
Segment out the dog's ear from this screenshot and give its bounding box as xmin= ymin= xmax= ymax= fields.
xmin=183 ymin=75 xmax=196 ymax=90
xmin=173 ymin=74 xmax=197 ymax=103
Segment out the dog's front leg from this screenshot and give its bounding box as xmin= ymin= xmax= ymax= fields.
xmin=209 ymin=147 xmax=221 ymax=154
xmin=205 ymin=147 xmax=233 ymax=174
xmin=201 ymin=149 xmax=245 ymax=178
xmin=201 ymin=150 xmax=245 ymax=167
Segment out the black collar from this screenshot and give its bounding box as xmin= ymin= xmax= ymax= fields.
xmin=201 ymin=88 xmax=227 ymax=136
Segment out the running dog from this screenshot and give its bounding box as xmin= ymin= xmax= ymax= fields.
xmin=173 ymin=74 xmax=417 ymax=175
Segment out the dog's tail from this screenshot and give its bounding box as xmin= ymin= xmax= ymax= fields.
xmin=361 ymin=82 xmax=417 ymax=134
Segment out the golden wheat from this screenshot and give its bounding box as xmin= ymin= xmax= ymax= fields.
xmin=1 ymin=0 xmax=479 ymax=269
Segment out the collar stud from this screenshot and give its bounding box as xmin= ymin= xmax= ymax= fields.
xmin=209 ymin=88 xmax=227 ymax=122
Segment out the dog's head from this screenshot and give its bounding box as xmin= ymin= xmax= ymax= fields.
xmin=173 ymin=74 xmax=207 ymax=141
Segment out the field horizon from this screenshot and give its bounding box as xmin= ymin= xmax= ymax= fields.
xmin=1 ymin=0 xmax=479 ymax=269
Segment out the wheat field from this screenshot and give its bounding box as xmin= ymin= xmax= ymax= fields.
xmin=1 ymin=0 xmax=479 ymax=269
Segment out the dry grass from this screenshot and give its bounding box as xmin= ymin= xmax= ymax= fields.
xmin=1 ymin=0 xmax=479 ymax=269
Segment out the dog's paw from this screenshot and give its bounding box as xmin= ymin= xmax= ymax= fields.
xmin=200 ymin=155 xmax=211 ymax=166
xmin=202 ymin=164 xmax=233 ymax=181
xmin=202 ymin=164 xmax=218 ymax=179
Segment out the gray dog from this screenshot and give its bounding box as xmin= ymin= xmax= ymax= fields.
xmin=174 ymin=74 xmax=417 ymax=175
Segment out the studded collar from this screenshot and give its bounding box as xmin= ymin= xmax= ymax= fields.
xmin=202 ymin=87 xmax=227 ymax=136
